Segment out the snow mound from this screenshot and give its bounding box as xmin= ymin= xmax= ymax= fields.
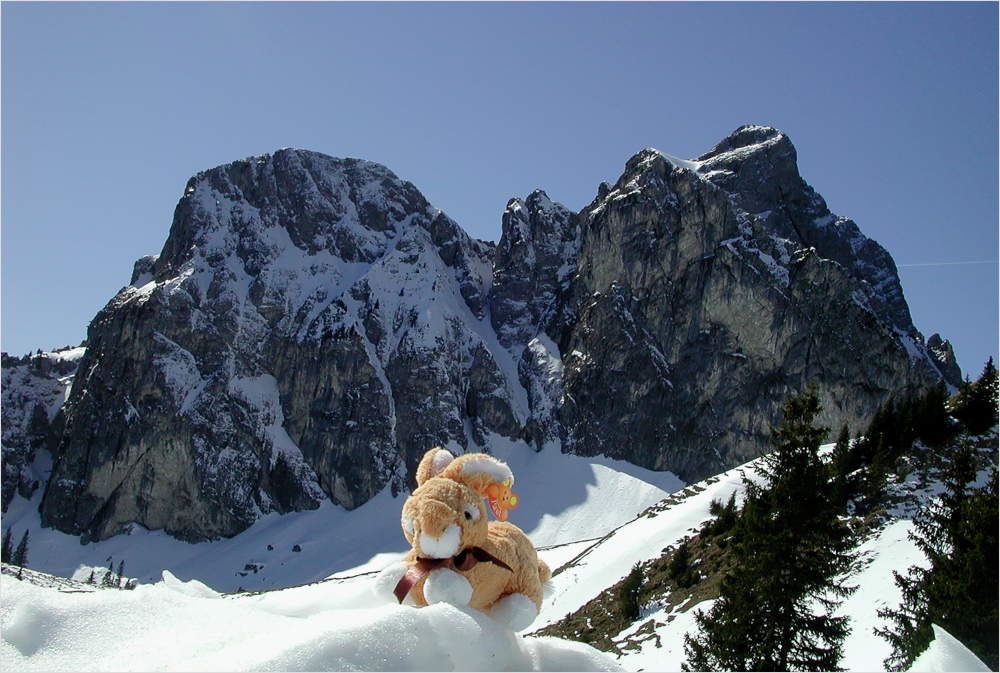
xmin=0 ymin=571 xmax=620 ymax=672
xmin=908 ymin=624 xmax=990 ymax=673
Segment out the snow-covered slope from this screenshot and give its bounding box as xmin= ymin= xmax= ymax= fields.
xmin=1 ymin=446 xmax=990 ymax=672
xmin=1 ymin=436 xmax=682 ymax=593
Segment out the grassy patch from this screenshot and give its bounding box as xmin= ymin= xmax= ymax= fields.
xmin=532 ymin=506 xmax=737 ymax=655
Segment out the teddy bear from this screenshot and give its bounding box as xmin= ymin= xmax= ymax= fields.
xmin=373 ymin=447 xmax=551 ymax=632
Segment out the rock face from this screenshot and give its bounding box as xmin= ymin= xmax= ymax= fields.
xmin=1 ymin=348 xmax=83 ymax=512
xmin=39 ymin=150 xmax=523 ymax=542
xmin=498 ymin=127 xmax=951 ymax=479
xmin=32 ymin=127 xmax=958 ymax=543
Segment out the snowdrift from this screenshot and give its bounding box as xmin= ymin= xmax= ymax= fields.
xmin=0 ymin=569 xmax=620 ymax=672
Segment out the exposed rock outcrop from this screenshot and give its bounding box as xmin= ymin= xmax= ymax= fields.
xmin=39 ymin=151 xmax=522 ymax=542
xmin=503 ymin=126 xmax=955 ymax=480
xmin=1 ymin=348 xmax=83 ymax=512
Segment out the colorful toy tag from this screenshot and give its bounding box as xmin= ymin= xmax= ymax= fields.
xmin=486 ymin=478 xmax=518 ymax=521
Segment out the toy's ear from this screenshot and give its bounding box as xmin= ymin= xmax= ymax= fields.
xmin=441 ymin=453 xmax=513 ymax=497
xmin=415 ymin=447 xmax=455 ymax=486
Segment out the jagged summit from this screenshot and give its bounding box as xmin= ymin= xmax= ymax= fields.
xmin=526 ymin=126 xmax=954 ymax=477
xmin=155 ymin=149 xmax=437 ymax=276
xmin=697 ymin=124 xmax=789 ymax=159
xmin=589 ymin=129 xmax=923 ymax=346
xmin=39 ymin=149 xmax=508 ymax=542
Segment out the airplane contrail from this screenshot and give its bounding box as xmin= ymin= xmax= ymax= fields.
xmin=897 ymin=260 xmax=998 ymax=268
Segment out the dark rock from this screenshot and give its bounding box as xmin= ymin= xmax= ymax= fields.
xmin=39 ymin=150 xmax=520 ymax=542
xmin=926 ymin=334 xmax=963 ymax=388
xmin=1 ymin=347 xmax=83 ymax=512
xmin=499 ymin=127 xmax=950 ymax=482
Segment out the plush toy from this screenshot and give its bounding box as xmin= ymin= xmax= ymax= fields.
xmin=373 ymin=447 xmax=551 ymax=632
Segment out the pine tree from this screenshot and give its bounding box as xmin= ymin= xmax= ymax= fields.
xmin=87 ymin=570 xmax=96 ymax=585
xmin=618 ymin=562 xmax=643 ymax=621
xmin=116 ymin=560 xmax=125 ymax=589
xmin=954 ymin=358 xmax=999 ymax=435
xmin=668 ymin=541 xmax=696 ymax=589
xmin=102 ymin=561 xmax=116 ymax=588
xmin=829 ymin=423 xmax=853 ymax=507
xmin=683 ymin=391 xmax=857 ymax=671
xmin=12 ymin=529 xmax=29 ymax=568
xmin=877 ymin=444 xmax=998 ymax=670
xmin=1 ymin=528 xmax=13 ymax=563
xmin=912 ymin=382 xmax=952 ymax=448
xmin=703 ymin=492 xmax=738 ymax=538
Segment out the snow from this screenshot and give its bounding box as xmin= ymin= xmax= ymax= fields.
xmin=581 ymin=455 xmax=992 ymax=673
xmin=0 ymin=435 xmax=680 ymax=594
xmin=651 ymin=150 xmax=702 ymax=173
xmin=151 ymin=331 xmax=206 ymax=413
xmin=836 ymin=519 xmax=926 ymax=671
xmin=524 ymin=334 xmax=565 ymax=413
xmin=0 ymin=570 xmax=621 ymax=671
xmin=1 ymin=444 xmax=993 ymax=671
xmin=537 ymin=465 xmax=755 ymax=628
xmin=909 ymin=625 xmax=992 ymax=672
xmin=1 ymin=436 xmax=679 ymax=672
xmin=613 ymin=600 xmax=710 ymax=671
xmin=46 ymin=346 xmax=86 ymax=364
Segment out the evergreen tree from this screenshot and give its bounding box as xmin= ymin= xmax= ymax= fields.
xmin=12 ymin=529 xmax=29 ymax=568
xmin=953 ymin=358 xmax=999 ymax=435
xmin=912 ymin=382 xmax=953 ymax=448
xmin=668 ymin=541 xmax=696 ymax=589
xmin=87 ymin=570 xmax=96 ymax=585
xmin=618 ymin=562 xmax=643 ymax=621
xmin=1 ymin=528 xmax=13 ymax=563
xmin=684 ymin=391 xmax=856 ymax=671
xmin=116 ymin=560 xmax=125 ymax=588
xmin=877 ymin=445 xmax=998 ymax=670
xmin=102 ymin=561 xmax=116 ymax=588
xmin=704 ymin=492 xmax=738 ymax=538
xmin=829 ymin=423 xmax=854 ymax=507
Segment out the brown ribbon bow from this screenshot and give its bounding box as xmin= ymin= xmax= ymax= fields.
xmin=393 ymin=547 xmax=513 ymax=603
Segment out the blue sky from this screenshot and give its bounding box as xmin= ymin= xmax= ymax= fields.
xmin=2 ymin=2 xmax=997 ymax=377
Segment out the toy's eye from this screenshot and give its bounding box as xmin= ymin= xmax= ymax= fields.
xmin=463 ymin=503 xmax=480 ymax=522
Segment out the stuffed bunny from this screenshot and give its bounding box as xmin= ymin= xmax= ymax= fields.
xmin=373 ymin=447 xmax=551 ymax=632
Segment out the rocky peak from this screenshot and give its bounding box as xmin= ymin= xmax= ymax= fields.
xmin=497 ymin=126 xmax=954 ymax=481
xmin=153 ymin=150 xmax=435 ymax=282
xmin=490 ymin=189 xmax=580 ymax=353
xmin=39 ymin=150 xmax=515 ymax=543
xmin=926 ymin=334 xmax=963 ymax=388
xmin=644 ymin=126 xmax=921 ymax=340
xmin=694 ymin=125 xmax=808 ymax=216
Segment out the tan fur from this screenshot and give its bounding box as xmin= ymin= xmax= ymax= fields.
xmin=399 ymin=447 xmax=548 ymax=613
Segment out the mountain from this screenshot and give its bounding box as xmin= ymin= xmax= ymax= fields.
xmin=5 ymin=126 xmax=960 ymax=545
xmin=36 ymin=151 xmax=521 ymax=543
xmin=499 ymin=126 xmax=959 ymax=480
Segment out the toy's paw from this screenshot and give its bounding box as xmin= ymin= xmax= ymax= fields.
xmin=372 ymin=561 xmax=412 ymax=605
xmin=487 ymin=592 xmax=538 ymax=633
xmin=423 ymin=568 xmax=473 ymax=606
